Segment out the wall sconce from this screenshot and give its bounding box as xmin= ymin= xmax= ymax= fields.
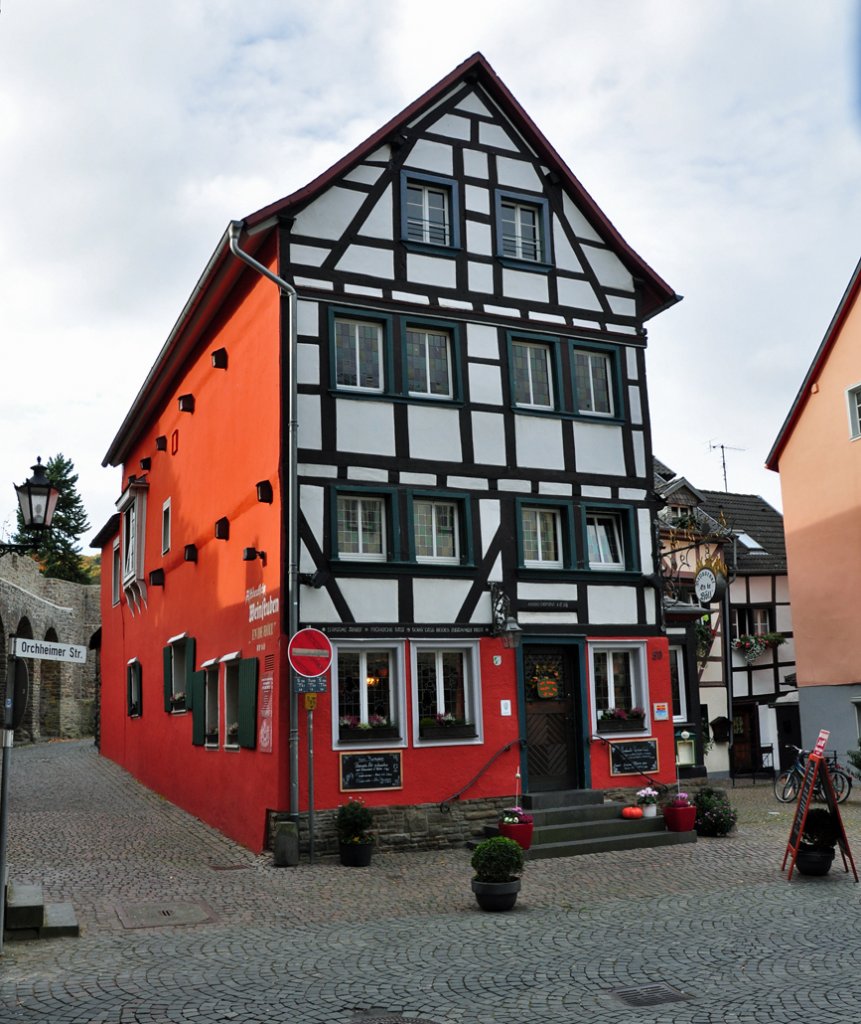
xmin=490 ymin=582 xmax=522 ymax=649
xmin=184 ymin=544 xmax=198 ymax=563
xmin=215 ymin=517 xmax=230 ymax=540
xmin=149 ymin=568 xmax=165 ymax=587
xmin=299 ymin=569 xmax=330 ymax=589
xmin=178 ymin=394 xmax=195 ymax=413
xmin=155 ymin=435 xmax=167 ymax=452
xmin=140 ymin=457 xmax=151 ymax=471
xmin=243 ymin=547 xmax=266 ymax=565
xmin=211 ymin=348 xmax=228 ymax=369
xmin=256 ymin=479 xmax=273 ymax=504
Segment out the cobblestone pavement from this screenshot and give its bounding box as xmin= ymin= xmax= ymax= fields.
xmin=2 ymin=741 xmax=861 ymax=1023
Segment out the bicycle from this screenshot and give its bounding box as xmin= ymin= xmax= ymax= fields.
xmin=773 ymin=745 xmax=852 ymax=804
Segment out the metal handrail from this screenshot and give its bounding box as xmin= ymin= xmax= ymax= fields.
xmin=439 ymin=738 xmax=527 ymax=813
xmin=590 ymin=732 xmax=669 ymax=794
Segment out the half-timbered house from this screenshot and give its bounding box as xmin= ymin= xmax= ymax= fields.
xmin=93 ymin=53 xmax=681 ymax=852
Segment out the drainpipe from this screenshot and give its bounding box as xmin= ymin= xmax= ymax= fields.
xmin=228 ymin=220 xmax=300 ymax=819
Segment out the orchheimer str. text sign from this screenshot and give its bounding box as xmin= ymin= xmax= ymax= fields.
xmin=12 ymin=638 xmax=88 ymax=664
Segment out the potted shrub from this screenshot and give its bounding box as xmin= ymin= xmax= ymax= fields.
xmin=693 ymin=787 xmax=737 ymax=837
xmin=470 ymin=836 xmax=524 ymax=912
xmin=497 ymin=806 xmax=534 ymax=850
xmin=636 ymin=786 xmax=659 ymax=818
xmin=796 ymin=807 xmax=840 ymax=876
xmin=663 ymin=791 xmax=697 ymax=832
xmin=336 ymin=796 xmax=374 ymax=867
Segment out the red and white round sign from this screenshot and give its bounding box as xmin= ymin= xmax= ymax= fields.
xmin=287 ymin=627 xmax=333 ymax=678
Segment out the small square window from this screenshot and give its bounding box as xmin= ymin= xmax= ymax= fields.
xmin=414 ymin=499 xmax=459 ymax=563
xmin=162 ymin=499 xmax=171 ymax=555
xmin=495 ymin=191 xmax=550 ymax=266
xmin=335 ymin=318 xmax=383 ymax=392
xmin=522 ymin=507 xmax=562 ymax=568
xmin=574 ymin=349 xmax=614 ymax=416
xmin=669 ymin=645 xmax=687 ymax=721
xmin=586 ymin=512 xmax=625 ymax=570
xmin=337 ymin=495 xmax=386 ymax=561
xmin=127 ymin=660 xmax=142 ymax=717
xmin=401 ymin=172 xmax=459 ymax=249
xmin=512 ymin=340 xmax=554 ymax=409
xmin=164 ymin=635 xmax=194 ymax=713
xmin=406 ymin=327 xmax=453 ymax=399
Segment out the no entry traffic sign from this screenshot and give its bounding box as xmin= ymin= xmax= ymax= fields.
xmin=288 ymin=627 xmax=333 ymax=678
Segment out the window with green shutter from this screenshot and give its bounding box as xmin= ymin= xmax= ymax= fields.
xmin=238 ymin=658 xmax=258 ymax=749
xmin=190 ymin=670 xmax=206 ymax=746
xmin=127 ymin=660 xmax=142 ymax=717
xmin=163 ymin=635 xmax=196 ymax=713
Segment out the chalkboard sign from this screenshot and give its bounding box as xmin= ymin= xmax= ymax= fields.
xmin=783 ymin=755 xmax=858 ymax=881
xmin=340 ymin=751 xmax=403 ymax=792
xmin=609 ymin=739 xmax=659 ymax=776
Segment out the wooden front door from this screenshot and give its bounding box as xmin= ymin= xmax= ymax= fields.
xmin=731 ymin=703 xmax=757 ymax=773
xmin=523 ymin=646 xmax=581 ymax=791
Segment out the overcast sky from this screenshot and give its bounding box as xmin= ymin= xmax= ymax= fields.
xmin=1 ymin=0 xmax=859 ymax=546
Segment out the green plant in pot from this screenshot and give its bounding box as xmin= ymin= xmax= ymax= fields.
xmin=336 ymin=797 xmax=374 ymax=867
xmin=796 ymin=807 xmax=840 ymax=876
xmin=470 ymin=835 xmax=524 ymax=912
xmin=692 ymin=787 xmax=738 ymax=837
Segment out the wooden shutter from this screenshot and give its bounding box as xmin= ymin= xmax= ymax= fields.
xmin=237 ymin=657 xmax=258 ymax=749
xmin=184 ymin=637 xmax=197 ymax=710
xmin=163 ymin=645 xmax=172 ymax=712
xmin=190 ymin=670 xmax=206 ymax=746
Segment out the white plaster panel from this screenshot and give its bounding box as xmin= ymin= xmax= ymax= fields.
xmin=609 ymin=295 xmax=637 ymax=316
xmin=408 ymin=404 xmax=462 ymax=461
xmin=557 ymin=277 xmax=603 ymax=311
xmin=633 ymin=431 xmax=646 ymax=477
xmin=469 ymin=590 xmax=493 ymax=626
xmin=775 ymin=576 xmax=790 ymax=602
xmin=339 ymin=578 xmax=399 ymax=622
xmin=413 ymin=579 xmax=473 ymax=623
xmin=519 ymin=612 xmax=579 ymax=625
xmin=615 ymin=325 xmax=637 ymax=335
xmin=399 ymin=472 xmax=436 ymax=486
xmin=457 ymin=93 xmax=491 ymax=117
xmin=496 ymin=156 xmax=542 ymax=191
xmin=347 ymin=466 xmax=389 ymax=482
xmin=344 ymin=164 xmax=383 ymax=185
xmin=294 ymin=277 xmax=334 ymax=291
xmin=479 ymin=499 xmax=502 ymax=559
xmin=472 ymin=411 xmax=507 ymax=465
xmin=295 ymin=186 xmax=367 ymax=240
xmin=480 ymin=122 xmax=517 ymax=150
xmin=468 ymin=261 xmax=494 ymax=294
xmin=498 ymin=479 xmax=533 ymax=493
xmin=429 ymin=112 xmax=472 ymax=140
xmin=581 ymin=244 xmax=635 ymax=291
xmin=776 ymin=605 xmax=794 ymax=633
xmin=619 ymin=488 xmax=646 ymax=500
xmin=751 ymin=671 xmax=776 ymax=697
xmin=299 ymin=485 xmax=325 ymax=546
xmin=587 ymin=585 xmax=639 ymax=624
xmin=297 ymin=394 xmax=321 ymax=450
xmin=463 ymin=149 xmax=489 ymax=178
xmin=643 ymin=588 xmax=656 ymax=625
xmin=392 ymin=291 xmax=430 ymax=304
xmin=581 ymin=485 xmax=612 ymax=498
xmin=626 ymin=348 xmax=639 ymax=379
xmin=638 ymin=508 xmax=653 ymax=570
xmin=562 ymin=193 xmax=602 ymax=242
xmin=572 ymin=317 xmax=601 ymax=330
xmin=405 ymin=139 xmax=453 ymax=175
xmin=298 ymin=463 xmax=338 ymax=478
xmin=539 ymin=481 xmax=572 ymax=496
xmin=531 ymin=312 xmax=567 ymax=324
xmin=467 ymin=220 xmax=493 ymax=255
xmin=336 ymin=399 xmax=395 ymax=456
xmin=466 ymin=322 xmax=500 ymax=360
xmin=484 ymin=304 xmax=519 ymax=317
xmin=297 ymin=342 xmax=319 ymax=386
xmin=297 ymin=585 xmax=340 ymax=624
xmin=297 ymin=299 xmax=320 ymax=337
xmin=629 ymin=385 xmax=642 ymax=425
xmin=552 ymin=220 xmax=583 ymax=273
xmin=515 ymin=415 xmax=565 ymax=470
xmin=345 ymin=284 xmax=384 ymax=297
xmin=447 ymin=476 xmax=487 ymax=490
xmin=518 ymin=582 xmax=578 ymax=600
xmin=468 ymin=362 xmax=503 ymax=405
xmin=503 ymin=268 xmax=549 ymax=303
xmin=359 ymin=184 xmax=393 ymax=239
xmin=748 ymin=577 xmax=773 ymax=602
xmin=438 ymin=298 xmax=473 ymax=310
xmin=465 ymin=184 xmax=490 ymax=213
xmin=367 ymin=145 xmax=392 ymax=162
xmin=407 ymin=253 xmax=457 ymax=289
xmin=291 ymin=244 xmax=329 ymax=267
xmin=336 ymin=245 xmax=393 ymax=279
xmin=573 ymin=421 xmax=625 ymax=475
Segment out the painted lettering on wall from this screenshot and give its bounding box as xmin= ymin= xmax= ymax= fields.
xmin=246 ymin=583 xmax=280 ymax=623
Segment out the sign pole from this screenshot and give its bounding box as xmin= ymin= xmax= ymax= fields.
xmin=306 ymin=694 xmax=315 ymax=864
xmin=0 ymin=637 xmax=21 ymax=955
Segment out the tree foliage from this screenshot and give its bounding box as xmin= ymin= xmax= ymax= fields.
xmin=13 ymin=453 xmax=91 ymax=583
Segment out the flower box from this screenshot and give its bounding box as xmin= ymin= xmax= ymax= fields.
xmin=339 ymin=726 xmax=400 ymax=743
xmin=597 ymin=717 xmax=645 ymax=734
xmin=420 ymin=724 xmax=477 ymax=741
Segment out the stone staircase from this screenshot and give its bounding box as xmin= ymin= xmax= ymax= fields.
xmin=497 ymin=789 xmax=697 ymax=859
xmin=4 ymin=881 xmax=80 ymax=942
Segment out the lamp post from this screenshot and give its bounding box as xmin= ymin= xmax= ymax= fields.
xmin=0 ymin=457 xmax=60 ymax=953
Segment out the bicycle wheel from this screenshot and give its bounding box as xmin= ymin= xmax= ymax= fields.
xmin=830 ymin=770 xmax=852 ymax=804
xmin=774 ymin=770 xmax=799 ymax=803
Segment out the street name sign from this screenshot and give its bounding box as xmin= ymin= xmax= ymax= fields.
xmin=12 ymin=638 xmax=88 ymax=664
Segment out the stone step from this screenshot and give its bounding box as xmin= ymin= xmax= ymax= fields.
xmin=532 ymin=815 xmax=666 ymax=845
xmin=531 ymin=802 xmax=628 ymax=826
xmin=522 ymin=789 xmax=604 ymax=810
xmin=5 ymin=881 xmax=44 ymax=930
xmin=41 ymin=902 xmax=80 ymax=939
xmin=527 ymin=829 xmax=697 ymax=860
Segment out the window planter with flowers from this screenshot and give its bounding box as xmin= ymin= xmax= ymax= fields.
xmin=732 ymin=632 xmax=785 ymax=665
xmin=338 ymin=714 xmax=399 ymax=743
xmin=419 ymin=713 xmax=476 ymax=741
xmin=597 ymin=707 xmax=646 ymax=733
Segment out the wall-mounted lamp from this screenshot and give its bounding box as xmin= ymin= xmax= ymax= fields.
xmin=490 ymin=582 xmax=522 ymax=649
xmin=155 ymin=435 xmax=168 ymax=452
xmin=211 ymin=348 xmax=228 ymax=369
xmin=148 ymin=568 xmax=165 ymax=587
xmin=140 ymin=457 xmax=151 ymax=472
xmin=299 ymin=569 xmax=330 ymax=589
xmin=243 ymin=547 xmax=266 ymax=566
xmin=214 ymin=517 xmax=230 ymax=540
xmin=256 ymin=479 xmax=273 ymax=504
xmin=178 ymin=394 xmax=195 ymax=413
xmin=184 ymin=544 xmax=198 ymax=563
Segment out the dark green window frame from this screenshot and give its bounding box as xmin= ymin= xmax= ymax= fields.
xmin=327 ymin=306 xmax=393 ymax=396
xmin=330 ymin=486 xmax=400 ymax=564
xmin=515 ymin=498 xmax=576 ymax=570
xmin=494 ymin=189 xmax=552 ymax=270
xmin=570 ymin=340 xmax=624 ymax=422
xmin=399 ymin=169 xmax=461 ymax=253
xmin=401 ymin=317 xmax=463 ymax=402
xmin=580 ymin=504 xmax=639 ymax=573
xmin=506 ymin=331 xmax=563 ymax=413
xmin=406 ymin=490 xmax=474 ymax=567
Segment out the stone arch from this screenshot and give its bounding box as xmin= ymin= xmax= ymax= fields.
xmin=14 ymin=616 xmax=34 ymax=741
xmin=40 ymin=626 xmax=61 ymax=737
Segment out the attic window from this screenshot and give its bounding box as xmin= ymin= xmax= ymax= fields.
xmin=736 ymin=532 xmax=765 ymax=552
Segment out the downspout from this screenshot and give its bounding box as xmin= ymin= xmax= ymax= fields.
xmin=228 ymin=220 xmax=301 ymax=819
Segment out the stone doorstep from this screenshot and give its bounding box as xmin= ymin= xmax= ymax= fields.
xmin=4 ymin=880 xmax=80 ymax=941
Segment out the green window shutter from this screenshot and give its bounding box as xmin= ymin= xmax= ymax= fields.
xmin=190 ymin=670 xmax=206 ymax=746
xmin=163 ymin=645 xmax=173 ymax=712
xmin=237 ymin=657 xmax=258 ymax=749
xmin=184 ymin=637 xmax=197 ymax=709
xmin=127 ymin=665 xmax=134 ymax=716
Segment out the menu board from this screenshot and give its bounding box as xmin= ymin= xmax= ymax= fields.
xmin=340 ymin=751 xmax=403 ymax=792
xmin=609 ymin=739 xmax=659 ymax=776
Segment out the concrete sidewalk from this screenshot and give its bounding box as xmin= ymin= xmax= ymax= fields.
xmin=1 ymin=739 xmax=860 ymax=1023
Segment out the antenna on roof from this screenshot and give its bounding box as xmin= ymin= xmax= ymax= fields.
xmin=708 ymin=440 xmax=746 ymax=492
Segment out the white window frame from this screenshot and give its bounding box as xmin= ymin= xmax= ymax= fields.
xmin=332 ymin=643 xmax=404 ymax=747
xmin=406 ymin=181 xmax=451 ymax=247
xmin=414 ymin=499 xmax=459 ymax=564
xmin=336 ymin=495 xmax=386 ymax=562
xmin=590 ymin=643 xmax=648 ymax=730
xmin=334 ymin=318 xmax=384 ymax=393
xmin=167 ymin=632 xmax=190 ymax=709
xmin=522 ymin=506 xmax=563 ymax=568
xmin=669 ymin=645 xmax=688 ymax=722
xmin=116 ymin=482 xmax=147 ymax=597
xmin=847 ymin=383 xmax=861 ymax=439
xmin=512 ymin=340 xmax=554 ymax=410
xmin=122 ymin=502 xmax=137 ymax=581
xmin=500 ymin=199 xmax=543 ymax=262
xmin=161 ymin=498 xmax=171 ymax=555
xmin=111 ymin=539 xmax=121 ymax=606
xmin=751 ymin=607 xmax=770 ymax=635
xmin=127 ymin=658 xmax=142 ymax=717
xmin=586 ymin=512 xmax=625 ymax=570
xmin=203 ymin=660 xmax=219 ymax=747
xmin=406 ymin=327 xmax=453 ymax=399
xmin=222 ymin=652 xmax=241 ymax=749
xmin=411 ymin=641 xmax=481 ymax=744
xmin=574 ymin=349 xmax=614 ymax=417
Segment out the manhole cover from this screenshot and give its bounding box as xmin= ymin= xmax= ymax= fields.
xmin=115 ymin=902 xmax=215 ymax=929
xmin=352 ymin=1015 xmax=434 ymax=1023
xmin=209 ymin=864 xmax=251 ymax=871
xmin=612 ymin=983 xmax=691 ymax=1007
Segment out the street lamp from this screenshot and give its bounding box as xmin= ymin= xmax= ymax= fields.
xmin=1 ymin=458 xmax=60 ymax=557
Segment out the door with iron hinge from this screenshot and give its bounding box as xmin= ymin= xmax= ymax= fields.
xmin=523 ymin=645 xmax=582 ymax=791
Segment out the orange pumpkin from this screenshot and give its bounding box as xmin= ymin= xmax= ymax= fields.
xmin=621 ymin=806 xmax=643 ymax=819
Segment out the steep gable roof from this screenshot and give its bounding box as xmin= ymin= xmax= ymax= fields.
xmin=698 ymin=490 xmax=787 ymax=574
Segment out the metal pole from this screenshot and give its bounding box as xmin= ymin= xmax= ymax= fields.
xmin=0 ymin=640 xmax=18 ymax=955
xmin=307 ymin=704 xmax=314 ymax=864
